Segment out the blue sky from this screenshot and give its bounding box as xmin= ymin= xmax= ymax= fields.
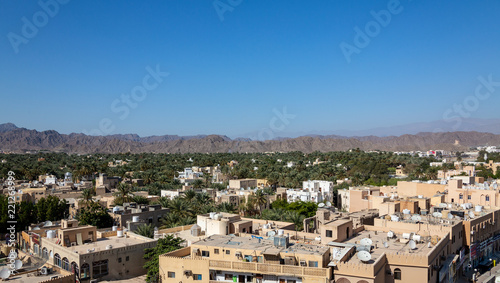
xmin=1 ymin=0 xmax=500 ymax=138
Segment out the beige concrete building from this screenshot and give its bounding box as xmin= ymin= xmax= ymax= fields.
xmin=109 ymin=202 xmax=169 ymax=228
xmin=20 ymin=220 xmax=157 ymax=282
xmin=159 ymin=234 xmax=332 ymax=283
xmin=229 ymin=179 xmax=258 ymax=189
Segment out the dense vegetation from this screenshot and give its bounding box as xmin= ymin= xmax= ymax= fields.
xmin=143 ymin=235 xmax=184 ymax=282
xmin=0 ymin=151 xmax=440 ymax=190
xmin=0 ymin=195 xmax=67 ymax=232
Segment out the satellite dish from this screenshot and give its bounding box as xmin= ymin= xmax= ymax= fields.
xmin=469 ymin=212 xmax=475 ymax=219
xmin=387 ymin=231 xmax=394 ymax=238
xmin=318 ymin=203 xmax=325 ymax=208
xmin=326 ymin=201 xmax=332 ymax=206
xmin=14 ymin=260 xmax=23 ymax=270
xmin=409 ymin=240 xmax=417 ymax=250
xmin=432 ymin=212 xmax=440 ymax=217
xmin=383 ymin=242 xmax=389 ymax=248
xmin=33 ymin=227 xmax=41 ymax=230
xmin=0 ymin=268 xmax=10 ymax=279
xmin=357 ymin=251 xmax=372 ymax=262
xmin=360 ymin=238 xmax=373 ymax=246
xmin=411 ymin=215 xmax=422 ymax=222
xmin=44 ymin=221 xmax=53 ymax=227
xmin=356 ymin=245 xmax=370 ymax=252
xmin=436 ymin=212 xmax=443 ymax=218
xmin=448 ymin=213 xmax=453 ymax=219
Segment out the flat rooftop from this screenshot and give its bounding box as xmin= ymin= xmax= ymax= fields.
xmin=44 ymin=234 xmax=155 ymax=254
xmin=331 ymin=229 xmax=435 ymax=265
xmin=193 ymin=235 xmax=329 ymax=256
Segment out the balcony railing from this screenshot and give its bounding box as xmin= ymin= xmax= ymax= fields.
xmin=208 ymin=260 xmax=328 ymax=278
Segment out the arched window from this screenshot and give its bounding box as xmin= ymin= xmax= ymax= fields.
xmin=81 ymin=263 xmax=90 ymax=279
xmin=394 ymin=268 xmax=402 ymax=280
xmin=486 ymin=195 xmax=490 ymax=201
xmin=336 ymin=278 xmax=351 ymax=283
xmin=54 ymin=253 xmax=61 ymax=267
xmin=62 ymin=257 xmax=70 ymax=271
xmin=459 ymin=193 xmax=463 ymax=200
xmin=42 ymin=248 xmax=48 ymax=259
xmin=33 ymin=244 xmax=39 ymax=255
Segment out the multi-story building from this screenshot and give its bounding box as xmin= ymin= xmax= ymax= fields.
xmin=109 ymin=203 xmax=169 ymax=228
xmin=159 ymin=234 xmax=332 ymax=283
xmin=20 ymin=219 xmax=156 ymax=281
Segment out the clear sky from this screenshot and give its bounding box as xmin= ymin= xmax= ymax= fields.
xmin=1 ymin=0 xmax=500 ymax=138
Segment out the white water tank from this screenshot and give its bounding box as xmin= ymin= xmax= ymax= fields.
xmin=402 ymin=233 xmax=411 ymax=240
xmin=209 ymin=212 xmax=216 ymax=219
xmin=117 ymin=229 xmax=124 ymax=238
xmin=403 ymin=209 xmax=411 ymax=215
xmin=112 ymin=226 xmax=117 ymax=231
xmin=412 ymin=234 xmax=421 ymax=242
xmin=475 ymin=205 xmax=482 ymax=212
xmin=278 ymin=229 xmax=284 ymax=236
xmin=106 ymin=245 xmax=113 ymax=250
xmin=132 ymin=216 xmax=140 ymax=223
xmin=47 ymin=230 xmax=56 ymax=239
xmin=390 ymin=215 xmax=399 ymax=222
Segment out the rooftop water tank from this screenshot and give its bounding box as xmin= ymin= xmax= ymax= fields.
xmin=117 ymin=229 xmax=124 ymax=238
xmin=475 ymin=205 xmax=482 ymax=212
xmin=47 ymin=230 xmax=56 ymax=239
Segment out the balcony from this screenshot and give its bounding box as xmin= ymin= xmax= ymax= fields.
xmin=208 ymin=259 xmax=328 ymax=278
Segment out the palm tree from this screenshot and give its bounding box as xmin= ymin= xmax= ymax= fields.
xmin=183 ymin=190 xmax=197 ymax=201
xmin=194 ymin=192 xmax=211 ymax=205
xmin=135 ymin=224 xmax=155 ymax=238
xmin=254 ymin=189 xmax=268 ymax=214
xmin=168 ymin=198 xmax=194 ymax=218
xmin=155 ymin=197 xmax=171 ymax=209
xmin=79 ymin=188 xmax=94 ymax=205
xmin=113 ymin=183 xmax=134 ymax=205
xmin=193 ymin=179 xmax=204 ymax=189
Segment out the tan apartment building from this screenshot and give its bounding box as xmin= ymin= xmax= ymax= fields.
xmin=159 ymin=234 xmax=332 ymax=283
xmin=20 ymin=219 xmax=157 ymax=282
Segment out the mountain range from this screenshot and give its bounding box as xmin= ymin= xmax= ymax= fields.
xmin=1 ymin=123 xmax=500 ymax=154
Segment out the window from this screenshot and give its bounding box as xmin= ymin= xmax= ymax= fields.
xmin=394 ymin=268 xmax=402 ymax=280
xmin=244 ymin=255 xmax=253 ymax=262
xmin=287 ymin=280 xmax=296 ymax=283
xmin=459 ymin=194 xmax=463 ymax=200
xmin=54 ymin=253 xmax=61 ymax=267
xmin=80 ymin=263 xmax=90 ymax=279
xmin=247 ymin=276 xmax=253 ymax=282
xmin=194 ymin=274 xmax=202 ymax=280
xmin=468 ymin=195 xmax=472 ymax=200
xmin=126 ymin=256 xmax=129 ymax=261
xmin=168 ymin=272 xmax=175 ymax=278
xmin=214 ymin=249 xmax=219 ymax=254
xmin=202 ymin=250 xmax=210 ymax=257
xmin=226 ymin=250 xmax=230 ymax=255
xmin=225 ymin=274 xmax=233 ymax=280
xmin=308 ymin=261 xmax=318 ymax=267
xmin=486 ymin=196 xmax=490 ymax=201
xmin=326 ymin=230 xmax=333 ymax=237
xmin=92 ymin=260 xmax=109 ymax=277
xmin=62 ymin=257 xmax=70 ymax=271
xmin=42 ymin=248 xmax=49 ymax=259
xmin=118 ymin=257 xmax=122 ymax=263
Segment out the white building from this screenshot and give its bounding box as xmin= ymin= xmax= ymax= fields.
xmin=284 ymin=180 xmax=334 ymax=203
